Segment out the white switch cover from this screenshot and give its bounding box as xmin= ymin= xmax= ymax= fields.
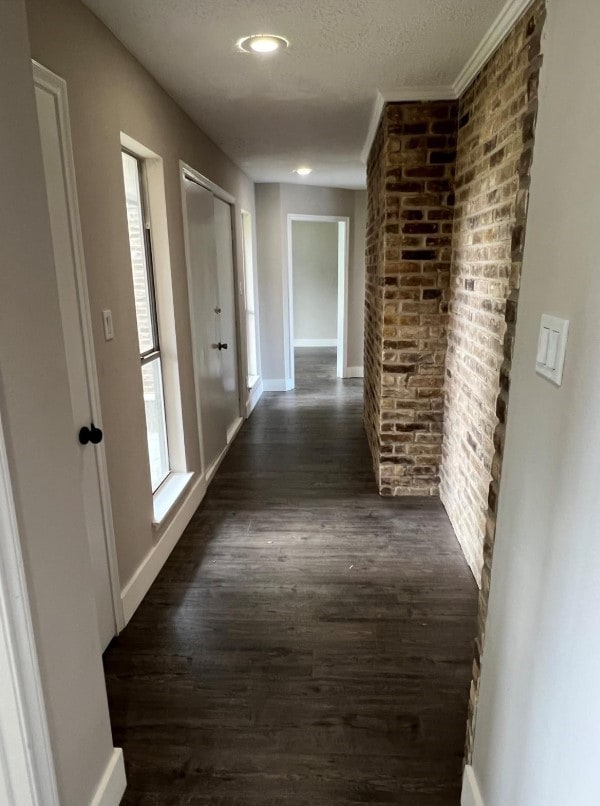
xmin=102 ymin=309 xmax=114 ymax=341
xmin=536 ymin=314 xmax=569 ymax=385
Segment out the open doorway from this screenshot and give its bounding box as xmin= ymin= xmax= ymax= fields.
xmin=286 ymin=214 xmax=349 ymax=388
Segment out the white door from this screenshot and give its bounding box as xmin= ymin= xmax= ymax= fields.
xmin=184 ymin=179 xmax=241 ymax=476
xmin=214 ymin=197 xmax=241 ymax=441
xmin=184 ymin=180 xmax=228 ymax=473
xmin=34 ymin=67 xmax=118 ymax=651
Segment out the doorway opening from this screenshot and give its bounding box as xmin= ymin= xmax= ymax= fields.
xmin=285 ymin=215 xmax=349 ymax=388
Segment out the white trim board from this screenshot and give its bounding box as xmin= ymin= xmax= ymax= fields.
xmin=89 ymin=749 xmax=126 ymax=806
xmin=346 ymin=366 xmax=364 ymax=379
xmin=360 ymin=91 xmax=386 ymax=164
xmin=121 ymin=474 xmax=206 ymax=624
xmin=0 ymin=410 xmax=59 ymax=805
xmin=453 ymin=0 xmax=535 ymax=96
xmin=179 ymin=160 xmax=236 ymax=205
xmin=246 ymin=377 xmax=263 ymax=417
xmin=32 ymin=61 xmax=124 ymax=638
xmin=286 ymin=214 xmax=350 ymax=386
xmin=294 ymin=339 xmax=338 ymax=347
xmin=263 ymin=378 xmax=295 ymax=392
xmin=461 ymin=765 xmax=485 ymax=806
xmin=361 ymin=0 xmax=536 ymax=162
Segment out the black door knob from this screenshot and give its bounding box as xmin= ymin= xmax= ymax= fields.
xmin=79 ymin=422 xmax=103 ymax=445
xmin=217 ymin=342 xmax=228 ymax=350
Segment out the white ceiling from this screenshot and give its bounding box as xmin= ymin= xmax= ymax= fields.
xmin=83 ymin=0 xmax=508 ymax=189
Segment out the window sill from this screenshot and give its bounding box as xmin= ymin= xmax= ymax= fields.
xmin=152 ymin=471 xmax=194 ymax=527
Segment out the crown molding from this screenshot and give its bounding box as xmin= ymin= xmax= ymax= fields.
xmin=453 ymin=0 xmax=535 ymax=96
xmin=361 ymin=0 xmax=536 ymax=163
xmin=379 ymin=86 xmax=457 ymax=103
xmin=360 ymin=91 xmax=385 ymax=164
xmin=361 ymin=86 xmax=456 ymax=164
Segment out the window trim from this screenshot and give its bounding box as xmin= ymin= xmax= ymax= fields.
xmin=122 ymin=146 xmax=172 ymax=494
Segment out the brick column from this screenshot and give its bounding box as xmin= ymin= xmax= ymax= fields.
xmin=364 ymin=100 xmax=458 ymax=495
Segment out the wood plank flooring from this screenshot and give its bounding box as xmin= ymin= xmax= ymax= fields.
xmin=104 ymin=348 xmax=478 ymax=805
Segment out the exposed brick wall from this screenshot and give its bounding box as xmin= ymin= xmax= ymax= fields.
xmin=363 ymin=0 xmax=546 ymax=767
xmin=364 ymin=101 xmax=458 ymax=495
xmin=436 ymin=0 xmax=546 ymax=762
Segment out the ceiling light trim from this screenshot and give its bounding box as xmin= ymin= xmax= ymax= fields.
xmin=453 ymin=0 xmax=536 ymax=96
xmin=237 ymin=34 xmax=289 ymax=54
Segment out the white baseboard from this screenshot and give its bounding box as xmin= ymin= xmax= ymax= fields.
xmin=294 ymin=338 xmax=338 ymax=347
xmin=346 ymin=366 xmax=364 ymax=378
xmin=90 ymin=748 xmax=126 ymax=806
xmin=121 ymin=474 xmax=206 ymax=624
xmin=246 ymin=378 xmax=263 ymax=416
xmin=263 ymin=378 xmax=294 ymax=392
xmin=462 ymin=765 xmax=485 ymax=806
xmin=226 ymin=415 xmax=244 ymax=446
xmin=206 ymin=416 xmax=243 ymax=484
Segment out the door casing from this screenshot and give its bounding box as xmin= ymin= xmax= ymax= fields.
xmin=179 ymin=161 xmax=245 ymax=482
xmin=286 ymin=214 xmax=350 ymax=387
xmin=32 ymin=61 xmax=123 ymax=645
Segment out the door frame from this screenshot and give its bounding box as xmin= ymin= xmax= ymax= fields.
xmin=179 ymin=161 xmax=244 ymax=479
xmin=32 ymin=61 xmax=124 ymax=635
xmin=285 ymin=214 xmax=350 ymax=387
xmin=0 ymin=407 xmax=60 ymax=806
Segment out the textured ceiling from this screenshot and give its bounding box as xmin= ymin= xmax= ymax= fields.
xmin=82 ymin=0 xmax=507 ymax=188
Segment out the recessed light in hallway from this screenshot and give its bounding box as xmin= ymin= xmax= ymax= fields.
xmin=103 ymin=349 xmax=477 ymax=805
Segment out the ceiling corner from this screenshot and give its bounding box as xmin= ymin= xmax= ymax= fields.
xmin=453 ymin=0 xmax=536 ymax=96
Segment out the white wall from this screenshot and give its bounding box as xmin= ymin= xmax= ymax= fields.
xmin=256 ymin=183 xmax=366 ymax=383
xmin=292 ymin=221 xmax=338 ymax=342
xmin=466 ymin=1 xmax=600 ymax=804
xmin=26 ymin=0 xmax=257 ymax=593
xmin=0 ymin=3 xmax=117 ymax=803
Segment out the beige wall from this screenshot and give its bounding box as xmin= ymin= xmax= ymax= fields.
xmin=0 ymin=3 xmax=115 ymax=802
xmin=466 ymin=1 xmax=600 ymax=803
xmin=255 ymin=184 xmax=284 ymax=383
xmin=25 ymin=0 xmax=256 ymax=588
xmin=256 ymin=183 xmax=366 ymax=382
xmin=292 ymin=221 xmax=338 ymax=341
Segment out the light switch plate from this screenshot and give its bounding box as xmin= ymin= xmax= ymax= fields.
xmin=535 ymin=314 xmax=569 ymax=386
xmin=102 ymin=309 xmax=114 ymax=341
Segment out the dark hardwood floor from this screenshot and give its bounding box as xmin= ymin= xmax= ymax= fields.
xmin=104 ymin=348 xmax=478 ymax=805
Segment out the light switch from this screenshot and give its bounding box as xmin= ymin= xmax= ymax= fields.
xmin=546 ymin=330 xmax=559 ymax=370
xmin=536 ymin=326 xmax=549 ymax=364
xmin=535 ymin=314 xmax=569 ymax=386
xmin=102 ymin=309 xmax=114 ymax=341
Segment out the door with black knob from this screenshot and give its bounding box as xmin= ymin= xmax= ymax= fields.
xmin=214 ymin=197 xmax=241 ymax=443
xmin=184 ymin=178 xmax=241 ymax=479
xmin=35 ymin=64 xmax=120 ymax=651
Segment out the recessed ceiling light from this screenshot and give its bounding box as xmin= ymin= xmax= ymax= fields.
xmin=294 ymin=166 xmax=312 ymax=176
xmin=238 ymin=34 xmax=289 ymax=54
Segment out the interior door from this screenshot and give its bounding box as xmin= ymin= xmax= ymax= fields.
xmin=184 ymin=179 xmax=228 ymax=473
xmin=35 ymin=73 xmax=117 ymax=651
xmin=213 ymin=197 xmax=241 ymax=441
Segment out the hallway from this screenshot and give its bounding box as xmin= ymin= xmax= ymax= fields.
xmin=104 ymin=348 xmax=478 ymax=805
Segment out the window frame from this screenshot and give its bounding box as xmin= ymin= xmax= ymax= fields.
xmin=122 ymin=148 xmax=171 ymax=493
xmin=241 ymin=209 xmax=260 ymax=388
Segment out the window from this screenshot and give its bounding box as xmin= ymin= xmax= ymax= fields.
xmin=241 ymin=211 xmax=259 ymax=386
xmin=122 ymin=151 xmax=170 ymax=492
